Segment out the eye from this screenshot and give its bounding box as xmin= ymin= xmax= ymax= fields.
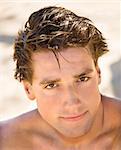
xmin=44 ymin=83 xmax=58 ymax=89
xmin=76 ymin=76 xmax=90 ymax=82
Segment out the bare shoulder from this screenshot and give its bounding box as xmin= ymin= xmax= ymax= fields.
xmin=102 ymin=95 xmax=121 ymax=129
xmin=101 ymin=95 xmax=121 ymax=149
xmin=0 ymin=109 xmax=60 ymax=150
xmin=102 ymin=95 xmax=121 ymax=113
xmin=0 ymin=109 xmax=45 ymax=149
xmin=0 ymin=109 xmax=42 ymax=131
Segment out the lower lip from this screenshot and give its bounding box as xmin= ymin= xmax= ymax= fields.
xmin=60 ymin=112 xmax=87 ymax=122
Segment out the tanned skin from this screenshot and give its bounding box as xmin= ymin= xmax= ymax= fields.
xmin=0 ymin=47 xmax=121 ymax=150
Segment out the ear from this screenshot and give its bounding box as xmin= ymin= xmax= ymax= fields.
xmin=22 ymin=80 xmax=35 ymax=100
xmin=96 ymin=65 xmax=101 ymax=84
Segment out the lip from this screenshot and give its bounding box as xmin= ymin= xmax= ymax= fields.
xmin=60 ymin=111 xmax=87 ymax=122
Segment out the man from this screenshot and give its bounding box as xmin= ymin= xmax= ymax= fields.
xmin=0 ymin=6 xmax=121 ymax=150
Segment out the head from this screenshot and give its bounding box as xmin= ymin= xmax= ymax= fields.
xmin=13 ymin=6 xmax=108 ymax=138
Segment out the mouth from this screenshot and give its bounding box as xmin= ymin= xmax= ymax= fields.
xmin=60 ymin=111 xmax=88 ymax=122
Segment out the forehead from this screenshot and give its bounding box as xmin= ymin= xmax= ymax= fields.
xmin=32 ymin=47 xmax=95 ymax=78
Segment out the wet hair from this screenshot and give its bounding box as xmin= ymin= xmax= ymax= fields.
xmin=13 ymin=6 xmax=108 ymax=83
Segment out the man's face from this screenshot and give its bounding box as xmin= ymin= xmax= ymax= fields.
xmin=25 ymin=47 xmax=101 ymax=138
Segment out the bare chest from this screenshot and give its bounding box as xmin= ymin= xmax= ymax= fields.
xmin=28 ymin=135 xmax=121 ymax=150
xmin=1 ymin=130 xmax=121 ymax=150
xmin=1 ymin=138 xmax=120 ymax=150
xmin=31 ymin=133 xmax=121 ymax=150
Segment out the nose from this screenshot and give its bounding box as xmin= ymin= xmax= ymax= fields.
xmin=63 ymin=84 xmax=81 ymax=107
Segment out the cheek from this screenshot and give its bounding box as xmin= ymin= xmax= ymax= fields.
xmin=33 ymin=84 xmax=61 ymax=107
xmin=35 ymin=91 xmax=60 ymax=118
xmin=77 ymin=78 xmax=101 ymax=113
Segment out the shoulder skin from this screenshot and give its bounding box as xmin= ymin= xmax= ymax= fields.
xmin=0 ymin=109 xmax=46 ymax=150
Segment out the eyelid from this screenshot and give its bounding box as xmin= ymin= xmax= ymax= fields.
xmin=74 ymin=69 xmax=93 ymax=78
xmin=43 ymin=82 xmax=58 ymax=89
xmin=76 ymin=76 xmax=90 ymax=82
xmin=76 ymin=74 xmax=87 ymax=79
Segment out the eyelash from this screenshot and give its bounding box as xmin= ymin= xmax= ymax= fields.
xmin=44 ymin=83 xmax=58 ymax=89
xmin=76 ymin=76 xmax=90 ymax=82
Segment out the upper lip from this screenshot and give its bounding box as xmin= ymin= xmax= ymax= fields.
xmin=60 ymin=111 xmax=87 ymax=119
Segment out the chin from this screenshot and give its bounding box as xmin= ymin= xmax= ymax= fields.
xmin=65 ymin=128 xmax=89 ymax=138
xmin=59 ymin=117 xmax=93 ymax=138
xmin=56 ymin=122 xmax=92 ymax=139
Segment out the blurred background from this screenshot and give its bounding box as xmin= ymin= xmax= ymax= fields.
xmin=0 ymin=0 xmax=121 ymax=121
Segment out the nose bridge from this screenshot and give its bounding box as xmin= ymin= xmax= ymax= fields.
xmin=63 ymin=83 xmax=80 ymax=105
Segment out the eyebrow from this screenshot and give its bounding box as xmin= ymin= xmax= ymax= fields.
xmin=74 ymin=68 xmax=93 ymax=78
xmin=40 ymin=79 xmax=61 ymax=85
xmin=39 ymin=68 xmax=94 ymax=85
